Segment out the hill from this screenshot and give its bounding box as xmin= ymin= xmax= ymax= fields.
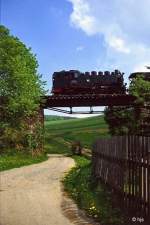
xmin=44 ymin=115 xmax=108 ymax=154
xmin=44 ymin=115 xmax=77 ymax=121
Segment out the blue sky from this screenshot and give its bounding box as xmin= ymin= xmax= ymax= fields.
xmin=1 ymin=0 xmax=105 ymax=89
xmin=1 ymin=0 xmax=150 ymax=116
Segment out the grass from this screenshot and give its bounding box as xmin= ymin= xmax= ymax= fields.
xmin=44 ymin=115 xmax=76 ymax=121
xmin=44 ymin=115 xmax=109 ymax=154
xmin=44 ymin=115 xmax=125 ymax=225
xmin=0 ymin=151 xmax=48 ymax=172
xmin=0 ymin=115 xmax=108 ymax=171
xmin=63 ymin=156 xmax=125 ymax=225
xmin=0 ymin=115 xmax=125 ymax=224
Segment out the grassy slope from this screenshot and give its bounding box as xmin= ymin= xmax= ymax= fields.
xmin=0 ymin=115 xmax=108 ymax=171
xmin=44 ymin=115 xmax=109 ymax=154
xmin=0 ymin=115 xmax=107 ymax=170
xmin=0 ymin=153 xmax=48 ymax=172
xmin=45 ymin=115 xmax=76 ymax=121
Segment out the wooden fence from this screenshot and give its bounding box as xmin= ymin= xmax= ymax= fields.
xmin=92 ymin=136 xmax=150 ymax=221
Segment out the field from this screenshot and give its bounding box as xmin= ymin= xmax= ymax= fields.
xmin=44 ymin=115 xmax=109 ymax=155
xmin=0 ymin=115 xmax=108 ymax=171
xmin=45 ymin=115 xmax=76 ymax=121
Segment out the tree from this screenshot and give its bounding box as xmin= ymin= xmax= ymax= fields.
xmin=129 ymin=75 xmax=150 ymax=103
xmin=104 ymin=106 xmax=140 ymax=135
xmin=104 ymin=74 xmax=150 ymax=135
xmin=0 ymin=25 xmax=46 ymax=152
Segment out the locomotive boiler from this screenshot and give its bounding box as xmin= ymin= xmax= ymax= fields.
xmin=51 ymin=70 xmax=126 ymax=95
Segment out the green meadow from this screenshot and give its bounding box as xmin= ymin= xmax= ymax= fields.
xmin=0 ymin=115 xmax=108 ymax=171
xmin=44 ymin=115 xmax=109 ymax=154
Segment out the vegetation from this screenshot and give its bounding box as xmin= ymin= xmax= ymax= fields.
xmin=63 ymin=156 xmax=125 ymax=225
xmin=45 ymin=115 xmax=76 ymax=121
xmin=104 ymin=74 xmax=150 ymax=135
xmin=0 ymin=25 xmax=46 ymax=153
xmin=45 ymin=116 xmax=125 ymax=224
xmin=0 ymin=115 xmax=107 ymax=171
xmin=0 ymin=114 xmax=126 ymax=224
xmin=0 ymin=25 xmax=141 ymax=224
xmin=44 ymin=115 xmax=108 ymax=154
xmin=129 ymin=75 xmax=150 ymax=103
xmin=104 ymin=106 xmax=137 ymax=135
xmin=0 ymin=152 xmax=48 ymax=171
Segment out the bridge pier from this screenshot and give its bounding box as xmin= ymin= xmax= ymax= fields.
xmin=25 ymin=107 xmax=45 ymax=155
xmin=39 ymin=107 xmax=44 ymax=126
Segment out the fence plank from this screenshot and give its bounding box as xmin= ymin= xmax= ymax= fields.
xmin=92 ymin=135 xmax=150 ymax=220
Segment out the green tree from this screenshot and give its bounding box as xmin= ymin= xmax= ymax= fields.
xmin=104 ymin=106 xmax=138 ymax=135
xmin=0 ymin=25 xmax=46 ymax=152
xmin=104 ymin=74 xmax=150 ymax=135
xmin=129 ymin=75 xmax=150 ymax=103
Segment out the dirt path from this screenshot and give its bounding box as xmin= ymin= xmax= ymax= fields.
xmin=0 ymin=155 xmax=98 ymax=225
xmin=0 ymin=155 xmax=77 ymax=225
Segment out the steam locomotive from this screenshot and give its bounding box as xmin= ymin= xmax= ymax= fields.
xmin=51 ymin=70 xmax=126 ymax=95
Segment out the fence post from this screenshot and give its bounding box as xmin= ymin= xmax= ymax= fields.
xmin=92 ymin=135 xmax=150 ymax=221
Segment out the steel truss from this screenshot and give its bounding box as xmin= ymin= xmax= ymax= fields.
xmin=47 ymin=106 xmax=104 ymax=114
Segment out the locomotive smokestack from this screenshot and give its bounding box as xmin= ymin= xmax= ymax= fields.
xmin=91 ymin=71 xmax=97 ymax=76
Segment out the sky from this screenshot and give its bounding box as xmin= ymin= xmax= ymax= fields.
xmin=1 ymin=0 xmax=150 ymax=117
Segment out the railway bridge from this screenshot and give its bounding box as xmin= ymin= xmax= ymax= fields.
xmin=41 ymin=93 xmax=136 ymax=114
xmin=0 ymin=93 xmax=137 ymax=117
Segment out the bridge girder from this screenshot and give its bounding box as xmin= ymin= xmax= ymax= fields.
xmin=41 ymin=94 xmax=136 ymax=108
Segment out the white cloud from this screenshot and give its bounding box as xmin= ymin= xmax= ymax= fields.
xmin=69 ymin=0 xmax=98 ymax=35
xmin=68 ymin=0 xmax=150 ymax=73
xmin=108 ymin=36 xmax=130 ymax=54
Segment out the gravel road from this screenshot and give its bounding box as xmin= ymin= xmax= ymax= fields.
xmin=0 ymin=155 xmax=78 ymax=225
